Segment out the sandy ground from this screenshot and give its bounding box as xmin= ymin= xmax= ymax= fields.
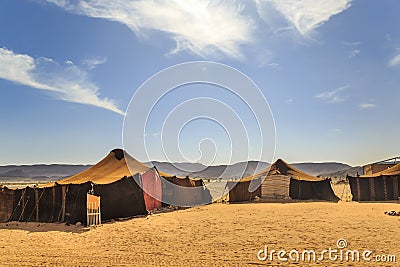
xmin=0 ymin=184 xmax=398 ymax=266
xmin=0 ymin=197 xmax=399 ymax=266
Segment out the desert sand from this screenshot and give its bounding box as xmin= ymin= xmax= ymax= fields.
xmin=0 ymin=185 xmax=399 ymax=266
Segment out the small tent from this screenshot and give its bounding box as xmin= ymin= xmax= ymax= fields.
xmin=227 ymin=159 xmax=339 ymax=202
xmin=348 ymin=163 xmax=400 ymax=201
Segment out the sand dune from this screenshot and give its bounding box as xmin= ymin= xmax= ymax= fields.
xmin=1 ymin=197 xmax=399 ymax=266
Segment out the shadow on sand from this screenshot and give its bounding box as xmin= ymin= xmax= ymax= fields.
xmin=0 ymin=221 xmax=89 ymax=234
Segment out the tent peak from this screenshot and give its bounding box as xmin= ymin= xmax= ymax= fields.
xmin=111 ymin=148 xmax=125 ymax=161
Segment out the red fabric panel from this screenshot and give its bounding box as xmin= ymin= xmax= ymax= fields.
xmin=141 ymin=169 xmax=162 ymax=211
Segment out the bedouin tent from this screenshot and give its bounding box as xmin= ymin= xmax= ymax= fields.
xmin=4 ymin=149 xmax=153 ymax=224
xmin=0 ymin=149 xmax=211 ymax=224
xmin=348 ymin=163 xmax=400 ymax=201
xmin=227 ymin=159 xmax=339 ymax=202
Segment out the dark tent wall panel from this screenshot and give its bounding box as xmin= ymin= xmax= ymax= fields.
xmin=313 ymin=180 xmax=340 ymax=202
xmin=161 ymin=178 xmax=174 ymax=207
xmin=8 ymin=185 xmax=63 ymax=223
xmin=64 ymin=182 xmax=92 ymax=224
xmin=10 ymin=189 xmax=23 ymax=222
xmin=0 ymin=188 xmax=14 ymax=222
xmin=162 ymin=176 xmax=212 ymax=207
xmin=289 ymin=179 xmax=313 ymax=200
xmin=348 ymin=177 xmax=358 ymax=200
xmin=190 ymin=179 xmax=212 ymax=206
xmin=384 ymin=177 xmax=395 ymax=200
xmin=52 ymin=185 xmax=63 ymax=222
xmin=20 ymin=187 xmax=37 ymax=222
xmin=37 ymin=186 xmax=63 ymax=223
xmin=394 ymin=177 xmax=400 ymax=197
xmin=93 ymin=175 xmax=147 ymax=221
xmin=9 ymin=187 xmax=38 ymax=223
xmin=374 ymin=178 xmax=385 ymax=201
xmin=289 ymin=179 xmax=339 ymax=201
xmin=348 ymin=177 xmax=365 ymax=201
xmin=227 ymin=180 xmax=261 ymax=202
xmin=349 ymin=176 xmax=400 ymax=201
xmin=358 ymin=178 xmax=370 ymax=201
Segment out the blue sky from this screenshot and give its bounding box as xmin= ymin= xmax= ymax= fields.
xmin=0 ymin=0 xmax=399 ymax=166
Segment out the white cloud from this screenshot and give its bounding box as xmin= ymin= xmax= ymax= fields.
xmin=388 ymin=54 xmax=400 ymax=67
xmin=0 ymin=47 xmax=123 ymax=115
xmin=82 ymin=57 xmax=107 ymax=70
xmin=342 ymin=41 xmax=361 ymax=46
xmin=267 ymin=62 xmax=280 ymax=68
xmin=359 ymin=103 xmax=376 ymax=109
xmin=315 ymin=85 xmax=348 ymax=103
xmin=286 ymin=98 xmax=294 ymax=104
xmin=257 ymin=0 xmax=352 ymax=37
xmin=45 ymin=0 xmax=254 ymax=59
xmin=349 ymin=49 xmax=360 ymax=58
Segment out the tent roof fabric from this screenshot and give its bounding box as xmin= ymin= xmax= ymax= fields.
xmin=240 ymin=159 xmax=325 ymax=182
xmin=52 ymin=149 xmax=151 ymax=185
xmin=357 ymin=162 xmax=400 ymax=178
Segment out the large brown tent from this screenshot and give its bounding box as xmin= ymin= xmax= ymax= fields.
xmin=348 ymin=163 xmax=400 ymax=201
xmin=3 ymin=149 xmax=150 ymax=224
xmin=0 ymin=149 xmax=211 ymax=224
xmin=227 ymin=159 xmax=339 ymax=202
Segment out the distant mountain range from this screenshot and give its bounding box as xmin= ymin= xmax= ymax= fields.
xmin=147 ymin=161 xmax=352 ymax=179
xmin=0 ymin=161 xmax=355 ymax=183
xmin=147 ymin=161 xmax=270 ymax=179
xmin=0 ymin=164 xmax=91 ymax=182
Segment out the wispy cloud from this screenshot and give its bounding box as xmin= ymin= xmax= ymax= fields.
xmin=342 ymin=41 xmax=361 ymax=46
xmin=256 ymin=0 xmax=352 ymax=37
xmin=0 ymin=47 xmax=124 ymax=115
xmin=388 ymin=54 xmax=400 ymax=67
xmin=349 ymin=49 xmax=360 ymax=58
xmin=45 ymin=0 xmax=253 ymax=59
xmin=315 ymin=85 xmax=348 ymax=103
xmin=82 ymin=57 xmax=107 ymax=70
xmin=267 ymin=62 xmax=280 ymax=68
xmin=359 ymin=103 xmax=376 ymax=109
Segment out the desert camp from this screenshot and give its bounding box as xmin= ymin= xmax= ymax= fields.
xmin=1 ymin=1 xmax=400 ymax=265
xmin=227 ymin=159 xmax=340 ymax=202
